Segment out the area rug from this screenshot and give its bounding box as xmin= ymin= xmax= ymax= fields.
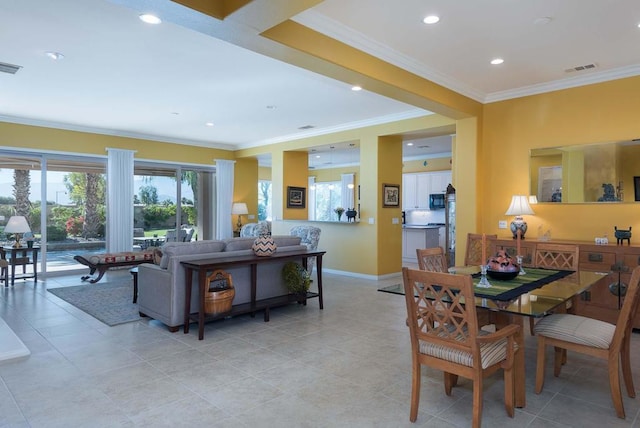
xmin=47 ymin=280 xmax=140 ymax=326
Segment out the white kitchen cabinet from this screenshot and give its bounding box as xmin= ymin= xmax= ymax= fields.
xmin=403 ymin=171 xmax=452 ymax=210
xmin=402 ymin=228 xmax=440 ymax=262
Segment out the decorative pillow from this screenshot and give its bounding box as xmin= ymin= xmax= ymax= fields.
xmin=153 ymin=248 xmax=163 ymax=265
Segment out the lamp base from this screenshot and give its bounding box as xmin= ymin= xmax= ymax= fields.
xmin=510 ymin=217 xmax=528 ymax=239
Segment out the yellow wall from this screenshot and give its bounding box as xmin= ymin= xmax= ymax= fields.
xmin=482 ymin=75 xmax=640 ymax=241
xmin=233 ymin=158 xmax=259 ymax=228
xmin=0 ymin=121 xmax=232 ymax=163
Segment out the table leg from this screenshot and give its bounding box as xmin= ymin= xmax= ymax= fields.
xmin=495 ymin=312 xmax=525 ymax=408
xmin=198 ymin=270 xmax=206 ymax=340
xmin=250 ymin=263 xmax=257 ymax=317
xmin=10 ymin=254 xmax=16 ymax=286
xmin=316 ymin=254 xmax=324 ymax=310
xmin=32 ymin=249 xmax=38 ymax=283
xmin=184 ymin=269 xmax=193 ymax=334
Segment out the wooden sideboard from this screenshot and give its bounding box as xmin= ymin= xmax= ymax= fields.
xmin=491 ymin=237 xmax=640 ymax=328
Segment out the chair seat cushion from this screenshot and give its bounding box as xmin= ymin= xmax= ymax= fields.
xmin=533 ymin=313 xmax=615 ymax=349
xmin=419 ymin=330 xmax=511 ymax=369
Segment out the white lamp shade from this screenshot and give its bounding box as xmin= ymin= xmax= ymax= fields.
xmin=4 ymin=216 xmax=31 ymax=233
xmin=505 ymin=195 xmax=535 ymax=216
xmin=231 ymin=203 xmax=249 ymax=215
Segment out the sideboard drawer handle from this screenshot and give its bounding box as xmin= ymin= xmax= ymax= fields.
xmin=588 ymin=253 xmax=603 ymax=262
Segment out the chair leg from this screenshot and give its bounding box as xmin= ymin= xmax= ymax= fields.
xmin=472 ymin=375 xmax=483 ymax=428
xmin=608 ymin=355 xmax=625 ymax=419
xmin=410 ymin=360 xmax=421 ymax=422
xmin=621 ymin=338 xmax=636 ymax=398
xmin=444 ymin=372 xmax=458 ymax=395
xmin=535 ymin=336 xmax=546 ymax=394
xmin=553 ymin=346 xmax=564 ymax=377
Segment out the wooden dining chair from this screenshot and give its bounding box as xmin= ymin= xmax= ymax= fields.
xmin=530 ymin=243 xmax=580 ymax=334
xmin=534 ymin=243 xmax=580 ymax=271
xmin=534 ymin=265 xmax=640 ymax=419
xmin=402 ymin=267 xmax=521 ymax=427
xmin=465 ymin=233 xmax=497 ymax=266
xmin=416 ymin=247 xmax=448 ymax=272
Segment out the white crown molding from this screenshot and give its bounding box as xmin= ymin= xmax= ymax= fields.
xmin=485 ymin=64 xmax=640 ymax=103
xmin=0 ymin=115 xmax=236 ymax=152
xmin=238 ymin=108 xmax=430 ymax=149
xmin=293 ymin=11 xmax=487 ymax=103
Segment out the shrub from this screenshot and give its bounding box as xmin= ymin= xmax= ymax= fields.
xmin=47 ymin=225 xmax=67 ymax=241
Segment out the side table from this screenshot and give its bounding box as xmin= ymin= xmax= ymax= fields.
xmin=1 ymin=246 xmax=39 ymax=286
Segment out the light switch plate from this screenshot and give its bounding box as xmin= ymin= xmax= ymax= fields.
xmin=368 ymin=217 xmax=375 ymax=224
xmin=498 ymin=220 xmax=508 ymax=229
xmin=392 ymin=218 xmax=399 ymax=224
xmin=248 ymin=214 xmax=255 ymax=220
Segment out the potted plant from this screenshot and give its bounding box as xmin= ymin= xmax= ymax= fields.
xmin=282 ymin=261 xmax=311 ymax=303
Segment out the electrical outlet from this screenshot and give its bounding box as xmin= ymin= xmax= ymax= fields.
xmin=368 ymin=217 xmax=375 ymax=224
xmin=248 ymin=214 xmax=255 ymax=220
xmin=392 ymin=218 xmax=399 ymax=224
xmin=498 ymin=220 xmax=508 ymax=229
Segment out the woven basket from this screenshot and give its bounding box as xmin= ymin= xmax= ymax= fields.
xmin=204 ymin=270 xmax=235 ymax=315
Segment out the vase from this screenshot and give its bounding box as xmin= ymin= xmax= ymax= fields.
xmin=252 ymin=234 xmax=277 ymax=256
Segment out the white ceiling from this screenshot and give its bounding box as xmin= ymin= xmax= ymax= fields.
xmin=1 ymin=0 xmax=639 ymax=167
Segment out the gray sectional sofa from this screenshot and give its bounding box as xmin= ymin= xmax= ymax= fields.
xmin=137 ymin=236 xmax=306 ymax=331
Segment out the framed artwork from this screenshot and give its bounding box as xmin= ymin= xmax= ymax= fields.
xmin=382 ymin=183 xmax=400 ymax=207
xmin=287 ymin=186 xmax=306 ymax=208
xmin=634 ymin=177 xmax=640 ymax=201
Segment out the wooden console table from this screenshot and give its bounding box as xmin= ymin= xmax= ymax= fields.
xmin=182 ymin=250 xmax=326 ymax=340
xmin=1 ymin=246 xmax=39 ymax=286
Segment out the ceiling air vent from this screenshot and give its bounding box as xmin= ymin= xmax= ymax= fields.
xmin=298 ymin=125 xmax=315 ymax=130
xmin=564 ymin=63 xmax=597 ymax=73
xmin=0 ymin=61 xmax=22 ymax=74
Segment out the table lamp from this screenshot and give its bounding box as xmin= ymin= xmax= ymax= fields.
xmin=231 ymin=202 xmax=249 ymax=231
xmin=4 ymin=215 xmax=31 ymax=248
xmin=505 ymin=195 xmax=534 ymax=239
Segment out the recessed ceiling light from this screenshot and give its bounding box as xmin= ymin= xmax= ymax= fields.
xmin=407 ymin=142 xmax=414 ymax=146
xmin=491 ymin=58 xmax=504 ymax=65
xmin=139 ymin=14 xmax=161 ymax=24
xmin=205 ymin=122 xmax=214 ymax=127
xmin=266 ymin=105 xmax=277 ymax=109
xmin=45 ymin=52 xmax=64 ymax=60
xmin=423 ymin=15 xmax=440 ymax=24
xmin=351 ymin=85 xmax=362 ymax=91
xmin=315 ymin=155 xmax=321 ymax=159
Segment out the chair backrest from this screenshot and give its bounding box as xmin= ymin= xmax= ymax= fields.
xmin=534 ymin=243 xmax=579 ymax=270
xmin=402 ymin=267 xmax=480 ymax=354
xmin=416 ymin=247 xmax=448 ymax=272
xmin=240 ymin=222 xmax=270 ymax=238
xmin=464 ymin=233 xmax=497 ymax=266
xmin=290 ymin=225 xmax=321 ymax=251
xmin=165 ymin=230 xmax=177 ymax=242
xmin=612 ymin=266 xmax=640 ymax=351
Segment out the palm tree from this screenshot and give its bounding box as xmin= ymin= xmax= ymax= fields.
xmin=13 ymin=169 xmax=31 ymax=217
xmin=83 ymin=173 xmax=102 ymax=238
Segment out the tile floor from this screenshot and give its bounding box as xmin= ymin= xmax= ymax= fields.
xmin=1 ymin=269 xmax=640 ymax=427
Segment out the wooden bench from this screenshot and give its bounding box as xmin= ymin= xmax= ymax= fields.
xmin=74 ymin=251 xmax=155 ymax=284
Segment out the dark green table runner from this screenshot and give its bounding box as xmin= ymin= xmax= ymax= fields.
xmin=472 ymin=268 xmax=574 ymax=301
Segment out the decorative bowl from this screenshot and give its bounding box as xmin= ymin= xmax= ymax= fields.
xmin=486 ymin=269 xmax=519 ymax=281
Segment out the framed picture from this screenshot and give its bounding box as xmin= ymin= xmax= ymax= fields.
xmin=287 ymin=186 xmax=306 ymax=208
xmin=382 ymin=183 xmax=400 ymax=207
xmin=634 ymin=177 xmax=640 ymax=201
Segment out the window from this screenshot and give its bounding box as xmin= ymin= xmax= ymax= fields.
xmin=313 ymin=181 xmax=342 ymax=221
xmin=258 ymin=180 xmax=272 ymax=221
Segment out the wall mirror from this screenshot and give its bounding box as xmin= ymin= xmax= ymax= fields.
xmin=530 ymin=140 xmax=640 ymax=203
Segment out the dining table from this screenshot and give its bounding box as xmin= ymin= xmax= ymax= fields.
xmin=381 ymin=266 xmax=609 ymax=408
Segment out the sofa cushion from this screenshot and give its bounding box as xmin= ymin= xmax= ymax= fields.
xmin=272 ymin=235 xmax=302 ymax=248
xmin=223 ymin=237 xmax=256 ymax=252
xmin=160 ymin=240 xmax=225 ymax=269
